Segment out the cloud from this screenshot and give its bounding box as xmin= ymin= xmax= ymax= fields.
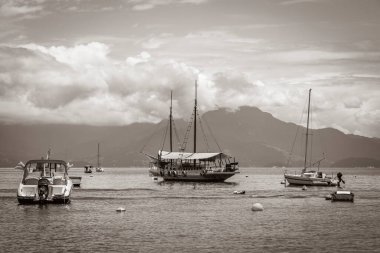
xmin=0 ymin=0 xmax=44 ymax=17
xmin=129 ymin=0 xmax=209 ymax=11
xmin=0 ymin=43 xmax=200 ymax=125
xmin=344 ymin=97 xmax=363 ymax=109
xmin=264 ymin=50 xmax=380 ymax=64
xmin=0 ymin=42 xmax=379 ymax=138
xmin=280 ymin=0 xmax=321 ymax=6
xmin=0 ymin=42 xmax=284 ymax=125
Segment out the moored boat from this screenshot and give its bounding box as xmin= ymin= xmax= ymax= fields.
xmin=151 ymin=151 xmax=239 ymax=182
xmin=84 ymin=165 xmax=93 ymax=173
xmin=284 ymin=89 xmax=337 ymax=186
xmin=144 ymin=82 xmax=239 ymax=182
xmin=15 ymin=159 xmax=73 ymax=204
xmin=95 ymin=143 xmax=104 ymax=172
xmin=70 ymin=176 xmax=82 ymax=187
xmin=331 ymin=191 xmax=354 ymax=202
xmin=285 ymin=171 xmax=336 ymax=186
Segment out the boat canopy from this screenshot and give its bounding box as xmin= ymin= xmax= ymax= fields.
xmin=25 ymin=160 xmax=68 ymax=168
xmin=159 ymin=151 xmax=230 ymax=161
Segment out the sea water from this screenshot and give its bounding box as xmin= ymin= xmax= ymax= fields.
xmin=0 ymin=167 xmax=379 ymax=252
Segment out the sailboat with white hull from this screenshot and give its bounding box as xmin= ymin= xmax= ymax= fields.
xmin=145 ymin=82 xmax=239 ymax=182
xmin=284 ymin=89 xmax=337 ymax=186
xmin=95 ymin=143 xmax=104 ymax=172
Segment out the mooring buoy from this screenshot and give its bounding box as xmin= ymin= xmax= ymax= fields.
xmin=251 ymin=203 xmax=264 ymax=211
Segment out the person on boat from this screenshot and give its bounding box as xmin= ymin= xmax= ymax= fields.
xmin=337 ymin=172 xmax=345 ymax=187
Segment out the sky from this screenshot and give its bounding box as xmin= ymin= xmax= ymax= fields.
xmin=0 ymin=0 xmax=379 ymax=138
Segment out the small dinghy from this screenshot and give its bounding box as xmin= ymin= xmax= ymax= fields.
xmin=233 ymin=190 xmax=245 ymax=195
xmin=331 ymin=191 xmax=354 ymax=202
xmin=116 ymin=207 xmax=126 ymax=212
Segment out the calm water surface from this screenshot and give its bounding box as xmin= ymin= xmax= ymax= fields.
xmin=0 ymin=167 xmax=379 ymax=252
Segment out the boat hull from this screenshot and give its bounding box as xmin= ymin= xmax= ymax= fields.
xmin=284 ymin=174 xmax=336 ymax=186
xmin=331 ymin=191 xmax=354 ymax=202
xmin=163 ymin=172 xmax=237 ymax=182
xmin=70 ymin=176 xmax=82 ymax=187
xmin=17 ymin=180 xmax=73 ymax=205
xmin=17 ymin=196 xmax=71 ymax=204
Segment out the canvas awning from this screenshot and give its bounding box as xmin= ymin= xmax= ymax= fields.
xmin=159 ymin=151 xmax=229 ymax=161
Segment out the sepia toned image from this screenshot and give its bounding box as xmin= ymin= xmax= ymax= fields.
xmin=0 ymin=0 xmax=379 ymax=252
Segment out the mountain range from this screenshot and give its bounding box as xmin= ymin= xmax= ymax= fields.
xmin=0 ymin=106 xmax=379 ymax=168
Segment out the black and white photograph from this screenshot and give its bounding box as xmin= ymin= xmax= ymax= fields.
xmin=0 ymin=0 xmax=379 ymax=252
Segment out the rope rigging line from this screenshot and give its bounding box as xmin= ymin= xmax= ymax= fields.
xmin=196 ymin=110 xmax=210 ymax=152
xmin=309 ymin=98 xmax=313 ymax=168
xmin=160 ymin=119 xmax=170 ymax=151
xmin=286 ymin=94 xmax=309 ymax=167
xmin=171 ymin=119 xmax=181 ymax=151
xmin=139 ymin=120 xmax=167 ymax=154
xmin=201 ymin=113 xmax=223 ymax=153
xmin=181 ymin=111 xmax=195 ymax=152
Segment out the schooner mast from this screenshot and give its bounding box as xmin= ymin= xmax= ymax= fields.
xmin=194 ymin=80 xmax=197 ymax=153
xmin=169 ymin=90 xmax=173 ymax=152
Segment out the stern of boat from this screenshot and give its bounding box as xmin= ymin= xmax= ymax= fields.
xmin=17 ymin=178 xmax=73 ymax=204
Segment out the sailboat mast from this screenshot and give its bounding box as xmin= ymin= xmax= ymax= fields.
xmin=303 ymin=89 xmax=312 ymax=172
xmin=97 ymin=143 xmax=100 ymax=168
xmin=170 ymin=91 xmax=173 ymax=152
xmin=194 ymin=80 xmax=197 ymax=153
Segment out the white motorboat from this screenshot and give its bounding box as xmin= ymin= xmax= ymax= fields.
xmin=15 ymin=159 xmax=73 ymax=204
xmin=284 ymin=89 xmax=337 ymax=187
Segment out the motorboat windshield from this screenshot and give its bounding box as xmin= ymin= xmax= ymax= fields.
xmin=22 ymin=160 xmax=68 ymax=182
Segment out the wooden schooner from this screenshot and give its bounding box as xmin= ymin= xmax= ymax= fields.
xmin=145 ymin=81 xmax=239 ymax=182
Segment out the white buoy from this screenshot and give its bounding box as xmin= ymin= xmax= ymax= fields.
xmin=251 ymin=203 xmax=264 ymax=211
xmin=280 ymin=180 xmax=285 ymax=184
xmin=302 ymin=185 xmax=307 ymax=191
xmin=116 ymin=207 xmax=126 ymax=212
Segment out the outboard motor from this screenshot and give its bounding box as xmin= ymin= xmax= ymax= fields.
xmin=38 ymin=178 xmax=50 ymax=202
xmin=337 ymin=172 xmax=345 ymax=187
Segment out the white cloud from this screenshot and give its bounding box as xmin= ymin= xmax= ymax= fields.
xmin=20 ymin=42 xmax=110 ymax=69
xmin=129 ymin=0 xmax=209 ymax=11
xmin=280 ymin=0 xmax=321 ymax=6
xmin=344 ymin=97 xmax=362 ymax=109
xmin=0 ymin=0 xmax=44 ymax=17
xmin=126 ymin=51 xmax=151 ymax=65
xmin=0 ymin=42 xmax=379 ymax=138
